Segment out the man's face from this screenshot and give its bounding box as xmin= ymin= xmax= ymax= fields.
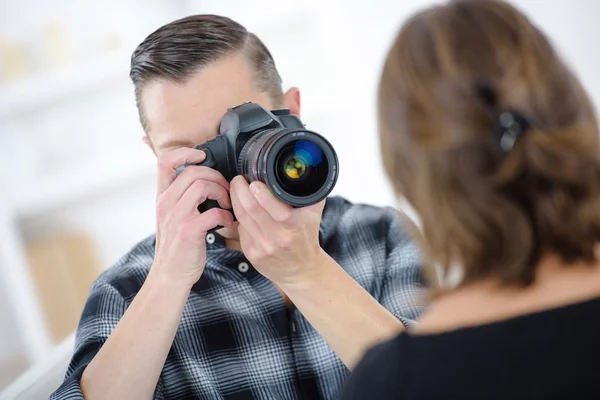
xmin=141 ymin=53 xmax=297 ymax=156
xmin=140 ymin=53 xmax=299 ymax=239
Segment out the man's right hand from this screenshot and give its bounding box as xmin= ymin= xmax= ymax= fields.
xmin=77 ymin=147 xmax=232 ymax=400
xmin=152 ymin=148 xmax=234 ymax=287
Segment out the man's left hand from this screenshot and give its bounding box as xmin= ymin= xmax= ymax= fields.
xmin=229 ymin=175 xmax=326 ymax=287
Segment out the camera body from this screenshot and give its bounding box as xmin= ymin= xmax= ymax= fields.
xmin=188 ymin=102 xmax=339 ymax=216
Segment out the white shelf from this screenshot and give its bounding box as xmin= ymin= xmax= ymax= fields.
xmin=9 ymin=150 xmax=157 ymax=219
xmin=0 ymin=150 xmax=157 ymax=373
xmin=0 ymin=332 xmax=74 ymax=400
xmin=0 ymin=51 xmax=132 ymax=119
xmin=0 ymin=205 xmax=51 ymax=364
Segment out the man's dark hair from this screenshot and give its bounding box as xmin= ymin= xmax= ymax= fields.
xmin=130 ymin=14 xmax=284 ymax=132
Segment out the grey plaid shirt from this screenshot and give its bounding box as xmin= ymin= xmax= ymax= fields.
xmin=51 ymin=196 xmax=425 ymax=400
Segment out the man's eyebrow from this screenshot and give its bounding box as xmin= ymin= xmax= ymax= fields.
xmin=159 ymin=139 xmax=197 ymax=150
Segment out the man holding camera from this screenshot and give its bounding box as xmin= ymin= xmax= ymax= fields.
xmin=52 ymin=15 xmax=424 ymax=400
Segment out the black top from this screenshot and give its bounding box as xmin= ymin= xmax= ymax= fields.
xmin=341 ymin=297 xmax=600 ymax=400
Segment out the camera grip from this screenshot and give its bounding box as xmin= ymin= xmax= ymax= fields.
xmin=198 ymin=199 xmax=223 ymax=214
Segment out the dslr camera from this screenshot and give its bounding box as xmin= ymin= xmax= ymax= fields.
xmin=187 ymin=102 xmax=339 ymax=215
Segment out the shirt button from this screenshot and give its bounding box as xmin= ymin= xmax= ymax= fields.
xmin=206 ymin=233 xmax=216 ymax=244
xmin=237 ymin=262 xmax=250 ymax=273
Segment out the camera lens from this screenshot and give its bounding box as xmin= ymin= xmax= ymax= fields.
xmin=238 ymin=129 xmax=338 ymax=207
xmin=274 ymin=140 xmax=328 ymax=197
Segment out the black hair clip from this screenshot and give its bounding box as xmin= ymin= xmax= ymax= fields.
xmin=473 ymin=80 xmax=532 ymax=153
xmin=492 ymin=110 xmax=531 ymax=152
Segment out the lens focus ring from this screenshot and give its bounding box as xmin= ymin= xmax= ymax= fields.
xmin=237 ymin=129 xmax=281 ymax=181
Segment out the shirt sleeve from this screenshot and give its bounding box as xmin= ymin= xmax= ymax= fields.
xmin=378 ymin=209 xmax=427 ymax=327
xmin=50 ymin=279 xmax=127 ymax=399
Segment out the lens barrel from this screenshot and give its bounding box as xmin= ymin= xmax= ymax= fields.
xmin=238 ymin=129 xmax=338 ymax=207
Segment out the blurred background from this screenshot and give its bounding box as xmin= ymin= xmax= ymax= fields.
xmin=0 ymin=0 xmax=599 ymax=396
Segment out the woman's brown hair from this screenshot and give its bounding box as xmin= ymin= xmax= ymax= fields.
xmin=379 ymin=0 xmax=600 ymax=290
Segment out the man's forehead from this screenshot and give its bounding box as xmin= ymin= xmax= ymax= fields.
xmin=141 ymin=54 xmax=272 ymax=149
xmin=143 ymin=54 xmax=257 ymax=123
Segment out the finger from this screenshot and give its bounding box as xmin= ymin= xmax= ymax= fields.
xmin=161 ymin=166 xmax=230 ymax=208
xmin=156 ymin=148 xmax=206 ymax=195
xmin=191 ymin=207 xmax=235 ymax=233
xmin=230 ymin=179 xmax=265 ymax=234
xmin=177 ymin=180 xmax=231 ymax=215
xmin=249 ymin=181 xmax=295 ymax=226
xmin=231 ymin=176 xmax=278 ymax=233
xmin=237 ymin=223 xmax=258 ymax=257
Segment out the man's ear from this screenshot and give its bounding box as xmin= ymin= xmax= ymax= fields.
xmin=142 ymin=135 xmax=157 ymax=155
xmin=282 ymin=87 xmax=301 ymax=117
